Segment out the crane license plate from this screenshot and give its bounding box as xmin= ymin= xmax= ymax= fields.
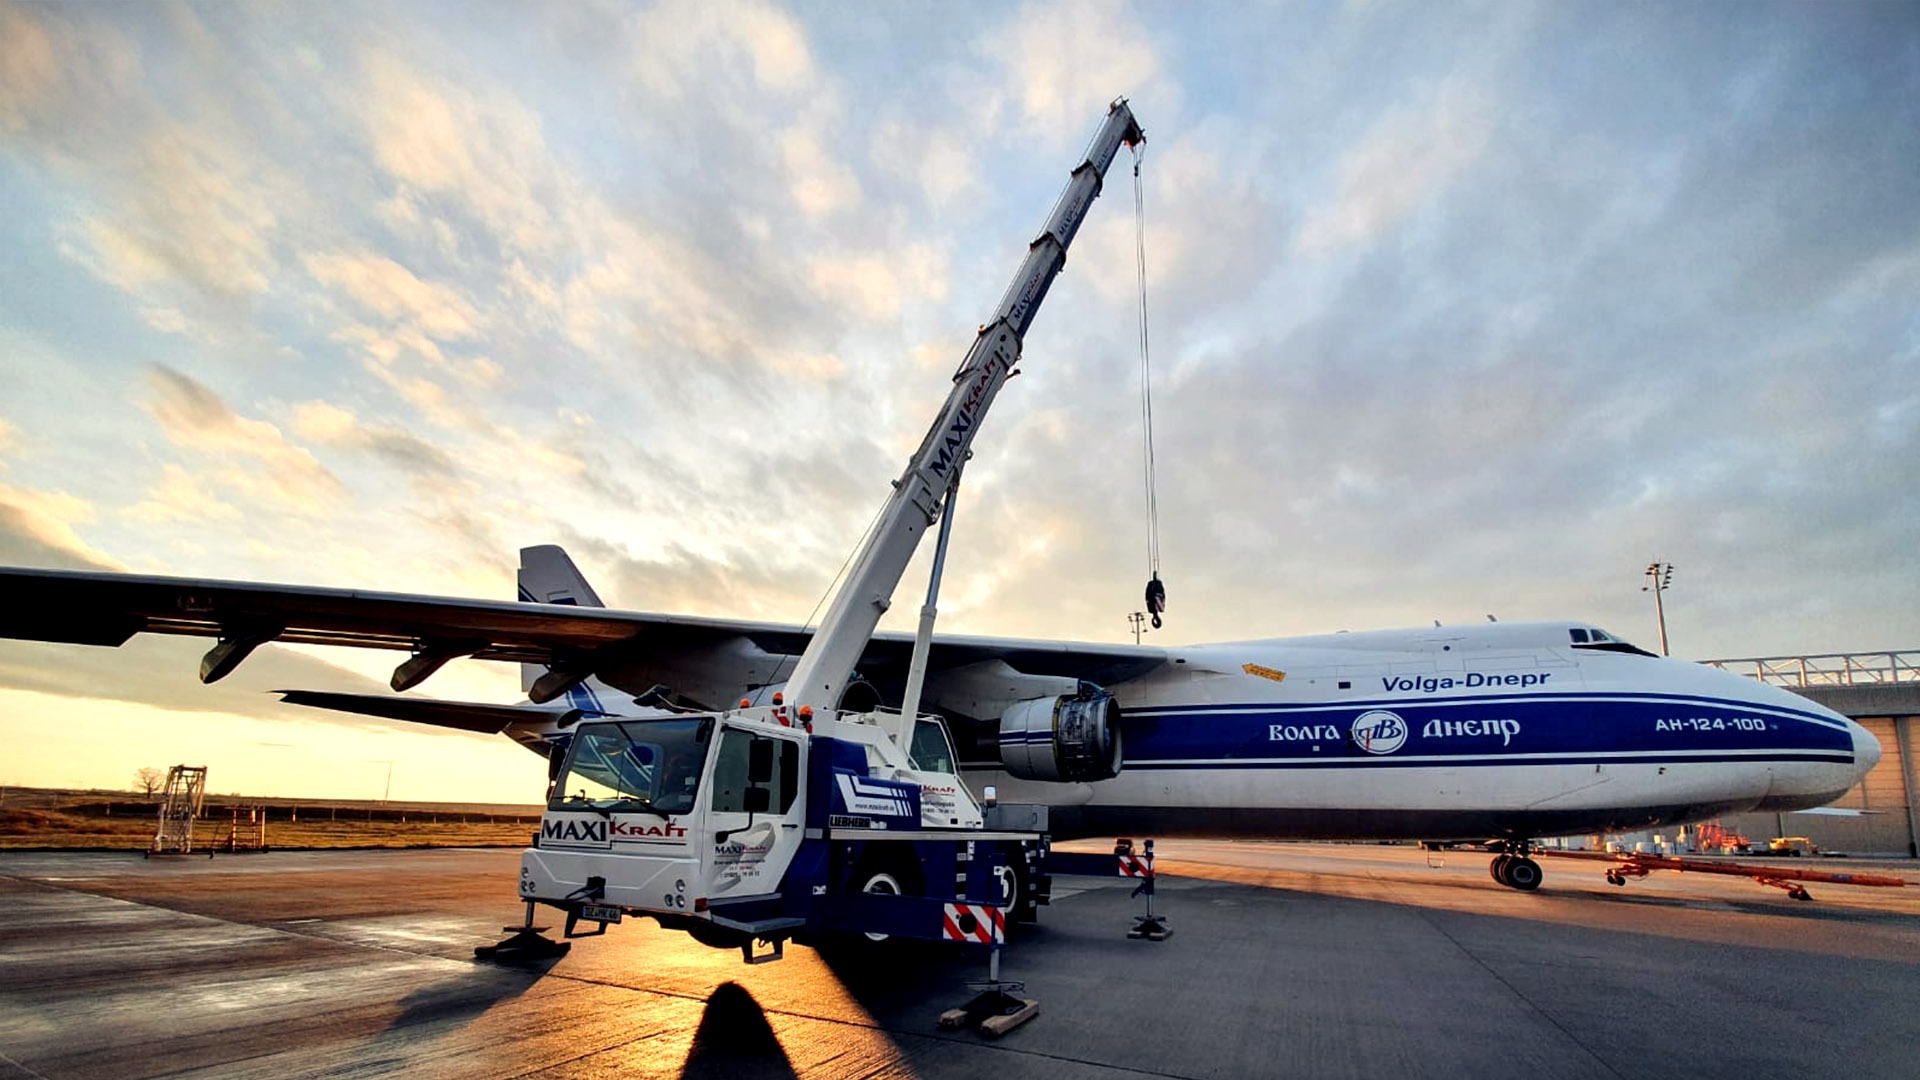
xmin=578 ymin=903 xmax=621 ymax=924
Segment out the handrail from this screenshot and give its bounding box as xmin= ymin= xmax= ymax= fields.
xmin=1699 ymin=650 xmax=1920 ymax=687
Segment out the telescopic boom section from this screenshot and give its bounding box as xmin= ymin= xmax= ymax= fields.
xmin=783 ymin=100 xmax=1146 ymax=711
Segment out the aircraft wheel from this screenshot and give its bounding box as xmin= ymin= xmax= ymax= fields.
xmin=1489 ymin=855 xmax=1511 ymax=883
xmin=1503 ymin=856 xmax=1543 ymax=891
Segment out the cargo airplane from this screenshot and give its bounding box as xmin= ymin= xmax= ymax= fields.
xmin=0 ymin=545 xmax=1880 ymax=895
xmin=0 ymin=99 xmax=1880 ymax=899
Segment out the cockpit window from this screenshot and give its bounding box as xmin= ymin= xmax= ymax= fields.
xmin=1570 ymin=626 xmax=1658 ymax=657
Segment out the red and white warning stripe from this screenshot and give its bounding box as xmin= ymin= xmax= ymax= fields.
xmin=941 ymin=902 xmax=1005 ymax=944
xmin=1118 ymin=854 xmax=1154 ymax=878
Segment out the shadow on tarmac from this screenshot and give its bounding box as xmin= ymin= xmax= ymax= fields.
xmin=679 ymin=981 xmax=798 ymax=1080
xmin=383 ymin=955 xmax=557 ymax=1034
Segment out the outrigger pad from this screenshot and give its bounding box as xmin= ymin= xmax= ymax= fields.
xmin=475 ymin=928 xmax=572 ymax=963
xmin=1128 ymin=914 xmax=1173 ymax=941
xmin=938 ymin=987 xmax=1039 ymax=1038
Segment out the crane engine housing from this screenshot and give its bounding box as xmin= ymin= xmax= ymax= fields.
xmin=998 ymin=688 xmax=1123 ymax=782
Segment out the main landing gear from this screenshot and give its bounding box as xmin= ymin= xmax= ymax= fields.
xmin=1487 ymin=840 xmax=1542 ymax=892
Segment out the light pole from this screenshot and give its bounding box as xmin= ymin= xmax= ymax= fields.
xmin=369 ymin=760 xmax=394 ymax=804
xmin=1641 ymin=561 xmax=1674 ymax=656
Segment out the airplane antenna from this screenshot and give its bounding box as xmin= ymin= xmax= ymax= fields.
xmin=1133 ymin=142 xmax=1166 ymax=630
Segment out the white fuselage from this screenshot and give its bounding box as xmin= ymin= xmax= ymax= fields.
xmin=972 ymin=623 xmax=1875 ymax=840
xmin=505 ymin=621 xmax=1877 ymax=844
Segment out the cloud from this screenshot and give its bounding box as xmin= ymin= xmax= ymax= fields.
xmin=0 ymin=5 xmax=144 ymax=141
xmin=0 ymin=483 xmax=122 ymax=571
xmin=982 ymin=0 xmax=1163 ymax=142
xmin=121 ymin=463 xmax=243 ymax=524
xmin=628 ymin=0 xmax=817 ymax=101
xmin=305 ymin=252 xmax=477 ymax=340
xmin=360 ymin=55 xmax=565 ymax=258
xmin=0 ymin=634 xmax=419 ymax=733
xmin=0 ymin=7 xmax=58 ymax=133
xmin=780 ymin=125 xmax=861 ymax=218
xmin=808 ymin=243 xmax=948 ymax=323
xmin=869 ymin=116 xmax=982 ymax=211
xmin=72 ymin=128 xmax=278 ymax=302
xmin=143 ymin=366 xmax=345 ymax=514
xmin=1295 ymin=79 xmax=1494 ymax=254
xmin=291 ymin=399 xmax=459 ymax=479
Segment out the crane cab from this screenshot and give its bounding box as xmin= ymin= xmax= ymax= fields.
xmin=519 ymin=705 xmax=1010 ymax=953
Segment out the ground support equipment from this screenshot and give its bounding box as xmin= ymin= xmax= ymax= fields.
xmin=1540 ymin=847 xmax=1908 ymax=900
xmin=146 ymin=765 xmax=210 ymax=858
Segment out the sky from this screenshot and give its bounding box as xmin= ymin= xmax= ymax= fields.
xmin=1 ymin=1 xmax=1915 ymax=804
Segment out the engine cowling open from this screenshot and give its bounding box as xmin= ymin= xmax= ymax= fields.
xmin=997 ymin=689 xmax=1122 ymax=782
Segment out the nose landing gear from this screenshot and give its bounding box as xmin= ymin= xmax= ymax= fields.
xmin=1487 ymin=840 xmax=1543 ymax=891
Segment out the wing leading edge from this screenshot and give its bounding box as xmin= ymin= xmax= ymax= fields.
xmin=0 ymin=566 xmax=1167 ymax=703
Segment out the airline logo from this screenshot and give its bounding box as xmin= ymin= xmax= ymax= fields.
xmin=1351 ymin=711 xmax=1408 ymax=754
xmin=1269 ymin=723 xmax=1343 ymax=742
xmin=1382 ymin=672 xmax=1554 ymax=693
xmin=1420 ymin=718 xmax=1523 ymax=746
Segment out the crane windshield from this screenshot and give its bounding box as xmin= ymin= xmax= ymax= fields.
xmin=551 ymin=717 xmax=714 ymax=815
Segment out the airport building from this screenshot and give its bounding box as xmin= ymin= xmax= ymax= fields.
xmin=1706 ymin=650 xmax=1919 ymax=857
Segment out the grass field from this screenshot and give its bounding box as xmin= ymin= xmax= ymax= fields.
xmin=0 ymin=788 xmax=543 ymax=851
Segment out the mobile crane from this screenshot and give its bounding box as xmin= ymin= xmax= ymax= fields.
xmin=491 ymin=100 xmax=1147 ymax=965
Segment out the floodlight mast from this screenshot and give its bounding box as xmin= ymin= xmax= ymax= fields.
xmin=782 ymin=99 xmax=1146 ymax=712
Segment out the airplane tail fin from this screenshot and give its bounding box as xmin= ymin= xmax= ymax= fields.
xmin=518 ymin=544 xmax=605 ymax=607
xmin=518 ymin=545 xmax=608 ymax=700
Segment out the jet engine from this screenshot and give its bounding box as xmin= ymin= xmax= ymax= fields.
xmin=997 ymin=688 xmax=1122 ymax=782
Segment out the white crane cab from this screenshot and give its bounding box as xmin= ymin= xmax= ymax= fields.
xmin=519 ymin=704 xmax=1032 ymax=957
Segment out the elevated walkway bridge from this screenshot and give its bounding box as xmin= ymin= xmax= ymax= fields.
xmin=1700 ymin=650 xmax=1920 ymax=857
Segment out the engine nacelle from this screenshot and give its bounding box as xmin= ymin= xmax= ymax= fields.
xmin=743 ymin=676 xmax=882 ymax=713
xmin=998 ymin=689 xmax=1122 ymax=782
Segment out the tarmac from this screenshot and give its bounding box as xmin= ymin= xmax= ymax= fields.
xmin=1 ymin=841 xmax=1916 ymax=1080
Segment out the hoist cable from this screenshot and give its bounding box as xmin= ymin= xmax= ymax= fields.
xmin=1132 ymin=145 xmax=1166 ymax=629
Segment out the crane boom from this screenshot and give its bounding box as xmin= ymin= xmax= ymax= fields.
xmin=783 ymin=99 xmax=1146 ymax=710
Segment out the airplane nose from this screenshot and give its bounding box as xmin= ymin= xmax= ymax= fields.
xmin=1851 ymin=719 xmax=1882 ymax=775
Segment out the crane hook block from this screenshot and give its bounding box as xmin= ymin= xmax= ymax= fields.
xmin=1144 ymin=575 xmax=1166 ymax=630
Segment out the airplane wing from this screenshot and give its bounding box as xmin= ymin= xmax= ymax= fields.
xmin=0 ymin=566 xmax=1167 ymax=701
xmin=274 ymin=690 xmax=579 ymax=735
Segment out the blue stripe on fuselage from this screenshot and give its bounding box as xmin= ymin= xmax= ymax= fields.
xmin=1116 ymin=752 xmax=1851 ymax=770
xmin=1128 ymin=690 xmax=1846 ymax=730
xmin=1114 ymin=694 xmax=1850 ymax=768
